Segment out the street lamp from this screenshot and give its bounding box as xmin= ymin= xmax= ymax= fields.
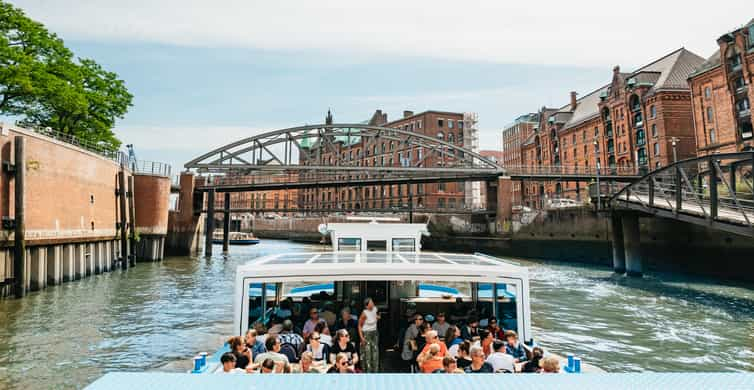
xmin=594 ymin=137 xmax=601 ymax=211
xmin=670 ymin=137 xmax=679 ymax=163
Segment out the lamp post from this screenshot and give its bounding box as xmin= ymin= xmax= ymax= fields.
xmin=670 ymin=137 xmax=679 ymax=163
xmin=594 ymin=137 xmax=601 ymax=211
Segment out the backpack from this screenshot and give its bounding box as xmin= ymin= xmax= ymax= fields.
xmin=279 ymin=343 xmax=299 ymax=363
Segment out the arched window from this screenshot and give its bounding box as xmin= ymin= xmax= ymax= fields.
xmin=650 ymin=105 xmax=656 ymax=118
xmin=630 ymin=94 xmax=641 ymax=112
xmin=436 ymin=131 xmax=444 ymax=140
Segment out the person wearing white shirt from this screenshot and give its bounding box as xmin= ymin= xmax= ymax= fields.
xmin=216 ymin=352 xmax=246 ymax=374
xmin=485 ymin=340 xmax=515 ymax=373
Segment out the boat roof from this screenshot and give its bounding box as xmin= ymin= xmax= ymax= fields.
xmin=88 ymin=372 xmax=754 ymax=390
xmin=236 ymin=252 xmax=528 ymax=281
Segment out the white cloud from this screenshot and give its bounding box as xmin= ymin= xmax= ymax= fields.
xmin=11 ymin=0 xmax=749 ymax=66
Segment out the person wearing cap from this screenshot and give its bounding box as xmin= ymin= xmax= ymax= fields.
xmin=485 ymin=340 xmax=515 ymax=373
xmin=431 ymin=312 xmax=450 ymax=339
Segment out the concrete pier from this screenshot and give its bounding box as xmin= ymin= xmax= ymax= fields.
xmin=622 ymin=214 xmax=643 ymax=277
xmin=46 ymin=246 xmax=62 ymax=286
xmin=611 ymin=215 xmax=626 ymax=274
xmin=29 ymin=247 xmax=46 ymax=291
xmin=62 ymin=244 xmax=74 ymax=282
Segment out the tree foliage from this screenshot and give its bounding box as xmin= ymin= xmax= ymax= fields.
xmin=0 ymin=1 xmax=132 ymax=149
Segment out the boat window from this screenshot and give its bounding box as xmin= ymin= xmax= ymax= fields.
xmin=479 ymin=283 xmax=519 ymax=333
xmin=391 ymin=238 xmax=415 ymax=252
xmin=248 ymin=283 xmax=276 ymax=326
xmin=366 ymin=240 xmax=387 ymax=251
xmin=282 ymin=281 xmax=335 ymax=298
xmin=338 ymin=238 xmax=361 ymax=251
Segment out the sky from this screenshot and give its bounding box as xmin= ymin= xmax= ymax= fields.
xmin=6 ymin=1 xmax=752 ymax=170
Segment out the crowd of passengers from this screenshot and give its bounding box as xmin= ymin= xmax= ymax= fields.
xmin=217 ymin=296 xmax=561 ymax=374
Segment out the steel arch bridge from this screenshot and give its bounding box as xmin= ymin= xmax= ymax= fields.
xmin=185 ymin=123 xmax=504 ymax=186
xmin=609 ymin=151 xmax=754 ymax=237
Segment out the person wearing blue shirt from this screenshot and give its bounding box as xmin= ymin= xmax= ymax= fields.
xmin=245 ymin=329 xmax=267 ymax=360
xmin=504 ymin=330 xmax=528 ymax=362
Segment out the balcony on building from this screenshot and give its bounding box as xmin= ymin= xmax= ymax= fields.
xmin=737 ymin=98 xmax=751 ymax=119
xmin=733 ymin=76 xmax=748 ymax=96
xmin=728 ymin=55 xmax=743 ymax=73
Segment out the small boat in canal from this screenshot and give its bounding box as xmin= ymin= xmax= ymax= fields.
xmin=212 ymin=231 xmax=260 ymax=246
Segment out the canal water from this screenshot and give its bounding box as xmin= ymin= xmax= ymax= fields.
xmin=2 ymin=239 xmax=754 ymax=388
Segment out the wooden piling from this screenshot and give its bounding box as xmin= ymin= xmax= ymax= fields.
xmin=127 ymin=175 xmax=137 ymax=266
xmin=118 ymin=169 xmax=129 ymax=269
xmin=222 ymin=192 xmax=230 ymax=253
xmin=13 ymin=136 xmax=26 ymax=298
xmin=205 ymin=189 xmax=215 ymax=256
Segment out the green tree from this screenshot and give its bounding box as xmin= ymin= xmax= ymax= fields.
xmin=0 ymin=1 xmax=132 ymax=149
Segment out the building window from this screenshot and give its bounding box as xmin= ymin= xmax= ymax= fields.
xmin=594 ymin=127 xmax=599 ymax=137
xmin=704 ymin=87 xmax=711 ymax=99
xmin=651 ymin=124 xmax=657 ymax=137
xmin=709 ymin=128 xmax=716 ymax=144
xmin=572 ymin=134 xmax=576 ymax=144
xmin=582 ymin=131 xmax=586 ymax=141
xmin=448 ymin=120 xmax=454 ymax=129
xmin=650 ymin=105 xmax=656 ymax=118
xmin=436 ymin=131 xmax=444 ymax=140
xmin=458 ymin=120 xmax=464 ymax=130
xmin=448 ymin=133 xmax=455 ymax=143
xmin=417 ymin=120 xmax=422 ymax=129
xmin=749 ymin=25 xmax=754 ymax=49
xmin=653 ymin=143 xmax=659 ymax=156
xmin=438 ymin=119 xmax=444 ymax=128
xmin=706 ymin=107 xmax=714 ymax=123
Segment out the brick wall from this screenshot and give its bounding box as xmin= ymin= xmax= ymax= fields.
xmin=134 ymin=174 xmax=170 ymax=235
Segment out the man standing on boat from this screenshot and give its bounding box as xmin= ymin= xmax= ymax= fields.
xmin=359 ymin=297 xmax=380 ymax=372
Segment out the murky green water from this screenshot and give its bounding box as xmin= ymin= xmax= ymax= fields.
xmin=1 ymin=239 xmax=754 ymax=388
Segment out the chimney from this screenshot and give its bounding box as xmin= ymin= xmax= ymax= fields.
xmin=570 ymin=91 xmax=578 ymax=111
xmin=403 ymin=110 xmax=414 ymax=118
xmin=613 ymin=65 xmax=621 ymax=75
xmin=325 ymin=109 xmax=333 ymax=125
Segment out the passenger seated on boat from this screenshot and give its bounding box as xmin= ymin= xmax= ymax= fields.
xmin=487 ymin=317 xmax=505 ymax=340
xmin=478 ymin=329 xmax=494 ymax=358
xmin=254 ymin=336 xmax=290 ymax=365
xmin=504 ymin=330 xmax=527 ymax=363
xmin=245 ymin=329 xmax=266 ymax=361
xmin=306 ymin=331 xmax=330 ymax=362
xmin=303 ymin=308 xmax=326 ymax=339
xmin=327 ymin=352 xmax=356 ymax=374
xmin=333 ymin=308 xmax=358 ymax=344
xmin=329 ymin=329 xmax=359 ymax=367
xmin=540 ymin=356 xmax=559 ymax=373
xmin=445 ymin=326 xmax=464 ymax=352
xmin=433 ymin=356 xmax=458 ymax=373
xmin=228 ymin=336 xmax=251 ymax=370
xmin=485 ymin=340 xmax=514 ymax=373
xmin=461 ymin=316 xmax=480 ymax=341
xmin=278 ymin=319 xmax=304 ymax=354
xmin=419 ymin=343 xmax=444 ymax=373
xmin=401 ymin=314 xmax=424 ymax=363
xmin=320 ymin=302 xmax=337 ymax=328
xmin=454 ymin=341 xmax=472 ymax=369
xmin=217 ymin=352 xmax=245 ymax=374
xmin=449 ymin=299 xmax=469 ymax=324
xmin=521 ymin=347 xmax=544 ymax=373
xmin=419 ymin=330 xmax=447 ymax=358
xmin=313 ymin=321 xmax=332 ymax=346
xmin=259 ymin=357 xmax=285 ymax=374
xmin=432 ymin=312 xmax=450 ymax=339
xmin=464 ymin=346 xmax=494 ymax=374
xmin=298 ymin=351 xmax=320 ymax=373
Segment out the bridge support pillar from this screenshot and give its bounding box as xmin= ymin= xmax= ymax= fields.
xmin=222 ymin=192 xmax=230 ymax=253
xmin=621 ymin=213 xmax=642 ymax=277
xmin=205 ymin=189 xmax=215 ymax=257
xmin=610 ymin=215 xmax=625 ymax=274
xmin=497 ymin=177 xmax=513 ymax=232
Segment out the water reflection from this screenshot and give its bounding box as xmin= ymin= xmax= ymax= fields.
xmin=1 ymin=240 xmax=753 ymax=389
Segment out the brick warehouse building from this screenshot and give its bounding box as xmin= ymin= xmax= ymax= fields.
xmin=689 ymin=20 xmax=754 ymax=155
xmin=501 ymin=113 xmax=538 ymax=205
xmin=515 ymin=48 xmax=705 ymax=208
xmin=299 ymin=110 xmax=482 ymax=211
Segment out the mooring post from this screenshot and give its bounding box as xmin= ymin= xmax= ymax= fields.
xmin=205 ymin=189 xmax=215 ymax=257
xmin=118 ymin=169 xmax=129 ymax=269
xmin=222 ymin=192 xmax=230 ymax=253
xmin=407 ymin=184 xmax=414 ymax=223
xmin=127 ymin=175 xmax=137 ymax=266
xmin=13 ymin=136 xmax=26 ymax=298
xmin=610 ymin=214 xmax=626 ymax=274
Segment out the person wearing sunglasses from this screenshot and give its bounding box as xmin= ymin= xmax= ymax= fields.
xmin=401 ymin=314 xmax=424 ymax=362
xmin=329 ymin=329 xmax=359 ymax=367
xmin=306 ymin=331 xmax=330 ymax=362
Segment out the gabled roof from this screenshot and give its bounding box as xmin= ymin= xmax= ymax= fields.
xmin=563 ymin=85 xmax=609 ymax=130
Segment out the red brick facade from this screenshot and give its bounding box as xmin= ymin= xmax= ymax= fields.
xmin=689 ymin=21 xmax=754 ymax=155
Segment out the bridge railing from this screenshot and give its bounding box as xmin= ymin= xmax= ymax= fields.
xmin=130 ymin=160 xmax=172 ymax=177
xmin=504 ymin=164 xmax=640 ymax=177
xmin=610 ymin=152 xmax=754 ymax=228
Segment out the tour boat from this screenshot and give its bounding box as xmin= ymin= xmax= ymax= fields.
xmin=212 ymin=231 xmax=260 ymax=246
xmin=188 ymin=218 xmax=599 ymax=375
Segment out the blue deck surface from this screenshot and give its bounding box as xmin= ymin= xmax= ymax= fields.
xmin=87 ymin=372 xmax=754 ymax=390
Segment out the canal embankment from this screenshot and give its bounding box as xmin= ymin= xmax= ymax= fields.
xmin=0 ymin=124 xmax=171 ymax=299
